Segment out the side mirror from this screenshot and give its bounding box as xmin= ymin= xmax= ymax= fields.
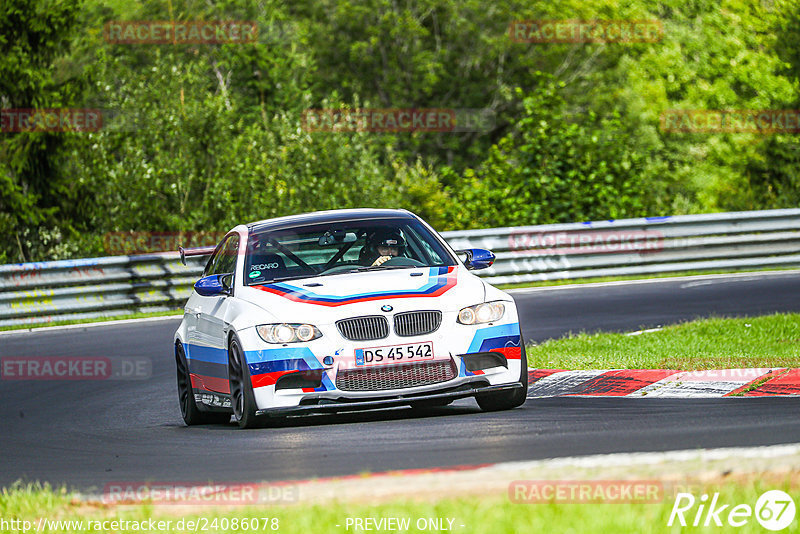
xmin=194 ymin=273 xmax=232 ymax=297
xmin=458 ymin=248 xmax=495 ymax=271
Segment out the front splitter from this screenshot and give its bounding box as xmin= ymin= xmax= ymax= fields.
xmin=255 ymin=382 xmax=524 ymax=417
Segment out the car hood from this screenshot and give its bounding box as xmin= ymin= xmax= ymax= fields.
xmin=237 ymin=266 xmax=486 ymax=322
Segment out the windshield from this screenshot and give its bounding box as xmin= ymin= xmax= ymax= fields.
xmin=244 ymin=218 xmax=457 ymax=285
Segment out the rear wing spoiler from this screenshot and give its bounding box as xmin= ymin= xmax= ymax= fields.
xmin=179 ymin=245 xmax=216 ymax=266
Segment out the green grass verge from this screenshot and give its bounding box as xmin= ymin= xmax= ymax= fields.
xmin=526 ymin=313 xmax=800 ymax=370
xmin=496 ymin=266 xmax=800 ymax=290
xmin=1 ymin=480 xmax=796 ymax=533
xmin=0 ymin=310 xmax=182 ymax=332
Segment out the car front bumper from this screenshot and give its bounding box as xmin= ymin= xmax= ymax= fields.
xmin=255 ymin=379 xmax=525 ymax=417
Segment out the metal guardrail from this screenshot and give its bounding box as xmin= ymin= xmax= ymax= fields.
xmin=0 ymin=254 xmax=206 ymax=327
xmin=1 ymin=209 xmax=799 ymax=327
xmin=442 ymin=208 xmax=800 ymax=285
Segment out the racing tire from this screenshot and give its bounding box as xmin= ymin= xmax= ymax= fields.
xmin=176 ymin=344 xmax=231 ymax=425
xmin=475 ymin=342 xmax=529 ymax=412
xmin=228 ymin=336 xmax=265 ymax=429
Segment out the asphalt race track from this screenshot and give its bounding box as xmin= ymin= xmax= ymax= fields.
xmin=1 ymin=271 xmax=799 ymax=490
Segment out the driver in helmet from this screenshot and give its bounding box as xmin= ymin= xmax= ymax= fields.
xmin=360 ymin=228 xmax=406 ymax=267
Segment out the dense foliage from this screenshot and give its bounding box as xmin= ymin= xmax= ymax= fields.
xmin=1 ymin=0 xmax=799 ymax=262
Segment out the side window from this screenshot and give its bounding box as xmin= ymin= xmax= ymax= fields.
xmin=406 ymin=226 xmax=445 ymax=265
xmin=203 ymin=244 xmax=223 ymax=276
xmin=205 ymin=235 xmax=239 ymax=277
xmin=216 ymin=235 xmax=239 ymax=276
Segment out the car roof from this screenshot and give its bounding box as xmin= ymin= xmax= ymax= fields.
xmin=247 ymin=208 xmax=417 ymax=233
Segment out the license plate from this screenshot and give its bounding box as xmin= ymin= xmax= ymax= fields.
xmin=355 ymin=341 xmax=434 ymax=367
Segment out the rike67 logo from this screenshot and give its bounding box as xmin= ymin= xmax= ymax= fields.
xmin=669 ymin=490 xmax=796 ymax=531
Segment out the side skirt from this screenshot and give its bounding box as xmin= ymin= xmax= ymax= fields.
xmin=192 ymin=390 xmax=233 ymax=413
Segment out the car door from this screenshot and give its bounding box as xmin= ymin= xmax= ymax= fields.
xmin=187 ymin=234 xmax=240 ymax=393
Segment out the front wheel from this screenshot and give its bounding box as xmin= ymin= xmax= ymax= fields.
xmin=475 ymin=343 xmax=529 ymax=412
xmin=228 ymin=336 xmax=264 ymax=429
xmin=176 ymin=344 xmax=230 ymax=425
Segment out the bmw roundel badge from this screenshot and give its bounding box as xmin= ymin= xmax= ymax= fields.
xmin=381 ymin=305 xmax=393 ymax=312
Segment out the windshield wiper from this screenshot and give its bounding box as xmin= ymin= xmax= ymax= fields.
xmin=261 ymin=274 xmax=319 ymax=284
xmin=349 ymin=265 xmax=418 ymax=273
xmin=255 ymin=264 xmax=421 ymax=284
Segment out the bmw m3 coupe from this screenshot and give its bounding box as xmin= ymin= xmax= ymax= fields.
xmin=174 ymin=209 xmax=527 ymax=428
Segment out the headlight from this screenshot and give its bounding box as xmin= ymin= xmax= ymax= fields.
xmin=257 ymin=323 xmax=322 ymax=343
xmin=457 ymin=301 xmax=505 ymax=325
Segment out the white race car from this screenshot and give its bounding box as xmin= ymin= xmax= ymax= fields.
xmin=174 ymin=209 xmax=527 ymax=428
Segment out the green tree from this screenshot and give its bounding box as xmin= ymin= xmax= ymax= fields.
xmin=0 ymin=0 xmax=89 ymax=262
xmin=449 ymin=79 xmax=653 ymax=228
xmin=739 ymin=1 xmax=800 ymax=210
